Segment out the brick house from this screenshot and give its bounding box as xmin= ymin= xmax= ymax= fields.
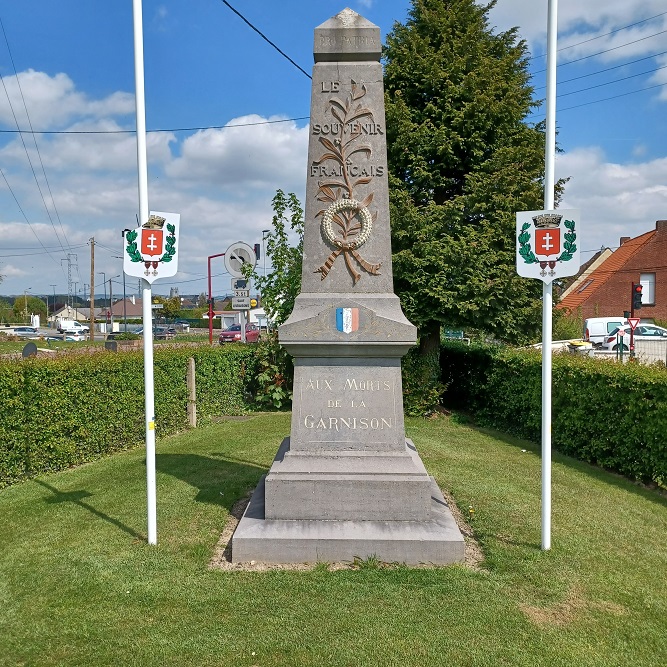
xmin=558 ymin=219 xmax=667 ymax=321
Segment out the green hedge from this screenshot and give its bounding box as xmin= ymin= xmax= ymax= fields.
xmin=0 ymin=346 xmax=256 ymax=487
xmin=440 ymin=342 xmax=667 ymax=484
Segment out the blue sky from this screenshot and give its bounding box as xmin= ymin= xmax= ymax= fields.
xmin=0 ymin=0 xmax=666 ymax=301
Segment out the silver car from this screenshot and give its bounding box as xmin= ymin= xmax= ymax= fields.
xmin=601 ymin=324 xmax=667 ymax=351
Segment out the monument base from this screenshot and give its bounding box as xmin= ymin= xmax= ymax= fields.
xmin=232 ymin=463 xmax=465 ymax=566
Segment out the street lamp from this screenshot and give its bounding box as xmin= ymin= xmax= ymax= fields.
xmin=24 ymin=288 xmax=31 ymax=323
xmin=50 ymin=285 xmax=56 ymax=327
xmin=262 ymin=229 xmax=270 ymax=279
xmin=261 ymin=229 xmax=270 ymax=330
xmin=122 ymin=229 xmax=132 ymax=331
xmin=108 ymin=274 xmax=120 ymax=331
xmin=98 ymin=272 xmax=106 ymax=331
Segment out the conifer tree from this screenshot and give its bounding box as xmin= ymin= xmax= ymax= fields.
xmin=384 ymin=0 xmax=554 ymax=350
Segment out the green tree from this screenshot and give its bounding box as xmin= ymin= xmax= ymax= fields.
xmin=13 ymin=295 xmax=47 ymax=323
xmin=245 ymin=189 xmax=304 ymax=326
xmin=384 ymin=0 xmax=556 ymax=351
xmin=0 ymin=298 xmax=11 ymax=324
xmin=161 ymin=296 xmax=182 ymax=319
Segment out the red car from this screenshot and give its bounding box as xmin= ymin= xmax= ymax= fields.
xmin=218 ymin=323 xmax=260 ymax=344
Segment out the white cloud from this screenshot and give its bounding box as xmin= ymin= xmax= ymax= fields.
xmin=0 ymin=120 xmax=174 ymax=173
xmin=648 ymin=54 xmax=667 ymax=100
xmin=0 ymin=263 xmax=29 ymax=278
xmin=485 ymin=0 xmax=667 ymax=58
xmin=166 ymin=115 xmax=308 ymax=192
xmin=0 ymin=70 xmax=134 ymax=129
xmin=557 ymin=146 xmax=667 ymax=251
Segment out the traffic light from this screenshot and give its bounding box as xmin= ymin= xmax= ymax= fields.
xmin=254 ymin=243 xmax=261 ymax=260
xmin=632 ymin=283 xmax=643 ymax=310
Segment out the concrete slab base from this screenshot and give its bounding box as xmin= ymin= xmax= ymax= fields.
xmin=231 ymin=475 xmax=465 ymax=565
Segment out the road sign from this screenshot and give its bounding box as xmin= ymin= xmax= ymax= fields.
xmin=224 ymin=242 xmax=257 ymax=278
xmin=628 ymin=317 xmax=640 ymax=331
xmin=232 ymin=297 xmax=251 ymax=310
xmin=234 ymin=289 xmax=250 ymax=298
xmin=151 ymin=303 xmax=164 ymax=309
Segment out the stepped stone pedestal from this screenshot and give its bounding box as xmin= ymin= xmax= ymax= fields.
xmin=232 ymin=9 xmax=464 ymax=565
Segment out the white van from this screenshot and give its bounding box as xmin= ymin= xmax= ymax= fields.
xmin=583 ymin=317 xmax=627 ymax=346
xmin=56 ymin=319 xmax=90 ymax=335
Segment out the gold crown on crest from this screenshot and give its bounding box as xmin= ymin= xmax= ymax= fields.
xmin=532 ymin=213 xmax=562 ymax=229
xmin=142 ymin=215 xmax=166 ymax=230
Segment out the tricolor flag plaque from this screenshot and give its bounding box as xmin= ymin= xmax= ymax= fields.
xmin=336 ymin=307 xmax=359 ymax=334
xmin=516 ymin=209 xmax=580 ymax=284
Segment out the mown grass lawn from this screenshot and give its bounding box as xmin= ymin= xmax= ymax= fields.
xmin=1 ymin=413 xmax=665 ymax=667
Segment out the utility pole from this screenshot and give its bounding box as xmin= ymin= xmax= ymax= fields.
xmin=73 ymin=282 xmax=79 ymax=320
xmin=89 ymin=238 xmax=95 ymax=342
xmin=50 ymin=284 xmax=56 ymax=326
xmin=109 ymin=277 xmax=113 ymax=331
xmin=61 ymin=253 xmax=78 ymax=309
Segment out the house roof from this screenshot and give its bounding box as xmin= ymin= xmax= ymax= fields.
xmin=558 ymin=229 xmax=655 ymax=313
xmin=110 ymin=298 xmax=144 ymax=317
xmin=559 ymin=247 xmax=613 ymax=300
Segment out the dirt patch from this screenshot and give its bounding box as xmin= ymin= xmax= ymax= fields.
xmin=209 ymin=485 xmax=485 ymax=572
xmin=519 ymin=585 xmax=626 ymax=627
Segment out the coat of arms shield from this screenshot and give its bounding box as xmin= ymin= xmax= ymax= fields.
xmin=124 ymin=211 xmax=180 ymax=284
xmin=516 ymin=209 xmax=580 ymax=284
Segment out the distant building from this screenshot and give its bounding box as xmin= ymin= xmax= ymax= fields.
xmin=558 ymin=219 xmax=667 ymax=320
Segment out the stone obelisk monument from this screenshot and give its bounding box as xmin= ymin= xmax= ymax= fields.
xmin=232 ymin=8 xmax=464 ymax=564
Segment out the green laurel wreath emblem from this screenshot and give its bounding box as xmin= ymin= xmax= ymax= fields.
xmin=556 ymin=219 xmax=576 ymax=262
xmin=518 ymin=219 xmax=577 ymax=264
xmin=124 ymin=224 xmax=177 ymax=263
xmin=518 ymin=222 xmax=538 ymax=264
xmin=125 ymin=230 xmax=142 ymax=263
xmin=160 ymin=223 xmax=176 ymax=263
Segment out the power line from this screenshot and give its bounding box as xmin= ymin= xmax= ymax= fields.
xmin=0 ymin=168 xmax=61 ymax=264
xmin=533 ymin=28 xmax=667 ymax=74
xmin=0 ymin=115 xmax=310 ymax=136
xmin=529 ymin=11 xmax=667 ymax=60
xmin=218 ymin=1 xmax=311 ymax=80
xmin=534 ymin=49 xmax=667 ymax=89
xmin=551 ymin=63 xmax=667 ymax=100
xmin=528 ymin=82 xmax=665 ymax=117
xmin=0 ymin=15 xmax=71 ymax=260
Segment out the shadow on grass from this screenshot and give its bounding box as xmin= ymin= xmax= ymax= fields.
xmin=155 ymin=453 xmax=266 ymax=512
xmin=35 ymin=479 xmax=144 ymax=540
xmin=456 ymin=417 xmax=667 ymax=510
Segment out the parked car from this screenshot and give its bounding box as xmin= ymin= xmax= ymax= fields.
xmin=583 ymin=316 xmax=627 ymax=347
xmin=12 ymin=326 xmax=40 ymax=338
xmin=154 ymin=326 xmax=176 ymax=340
xmin=219 ymin=323 xmax=260 ymax=344
xmin=64 ymin=332 xmax=86 ymax=342
xmin=105 ymin=331 xmax=141 ymax=340
xmin=601 ymin=323 xmax=667 ymax=351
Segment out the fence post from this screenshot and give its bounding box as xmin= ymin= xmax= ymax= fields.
xmin=187 ymin=357 xmax=197 ymax=427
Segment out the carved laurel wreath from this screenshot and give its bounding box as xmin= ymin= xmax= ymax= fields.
xmin=322 ymin=199 xmax=373 ymax=249
xmin=313 ymin=80 xmax=381 ymax=284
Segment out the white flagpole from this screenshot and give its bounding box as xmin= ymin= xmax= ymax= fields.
xmin=542 ymin=0 xmax=558 ymax=551
xmin=132 ymin=0 xmax=157 ymax=545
